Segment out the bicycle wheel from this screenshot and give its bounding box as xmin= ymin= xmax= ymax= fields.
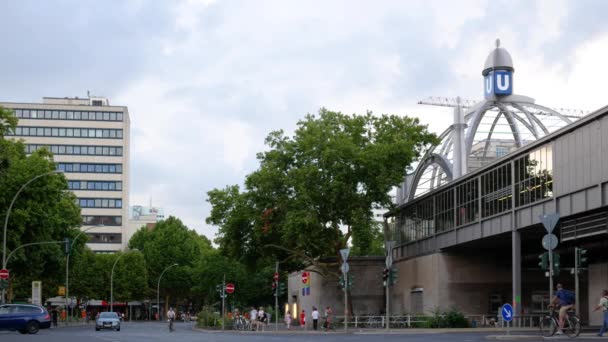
xmin=564 ymin=316 xmax=581 ymax=338
xmin=539 ymin=316 xmax=557 ymax=337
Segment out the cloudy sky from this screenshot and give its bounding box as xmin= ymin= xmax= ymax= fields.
xmin=1 ymin=0 xmax=607 ymax=239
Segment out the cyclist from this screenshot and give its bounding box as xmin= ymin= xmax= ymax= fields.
xmin=167 ymin=307 xmax=176 ymax=332
xmin=551 ymin=283 xmax=575 ymax=335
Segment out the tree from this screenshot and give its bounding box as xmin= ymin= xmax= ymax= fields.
xmin=207 ymin=108 xmax=438 ymax=314
xmin=0 ymin=106 xmax=82 ymax=301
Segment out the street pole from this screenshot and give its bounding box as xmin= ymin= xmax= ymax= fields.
xmin=548 ymin=247 xmax=554 ymax=301
xmin=386 ymin=280 xmax=389 ymax=330
xmin=157 ymin=263 xmax=178 ymax=321
xmin=275 ymin=262 xmax=279 ymax=331
xmin=384 ymin=240 xmax=394 ymax=331
xmin=2 ymin=170 xmax=63 ymax=304
xmin=344 ymin=273 xmax=348 ymax=333
xmin=222 ymin=274 xmax=226 ymax=331
xmin=110 ymin=249 xmax=138 ymax=312
xmin=574 ymin=247 xmax=580 ymax=315
xmin=66 ymin=224 xmax=103 ymax=324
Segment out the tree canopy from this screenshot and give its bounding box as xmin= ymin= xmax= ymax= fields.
xmin=207 ymin=108 xmax=438 ymax=273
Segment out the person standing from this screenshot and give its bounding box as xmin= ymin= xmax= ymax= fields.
xmin=300 ymin=309 xmax=306 ymax=329
xmin=312 ymin=307 xmax=319 ymax=330
xmin=249 ymin=306 xmax=258 ymax=331
xmin=593 ymin=289 xmax=608 ymax=337
xmin=324 ymin=306 xmax=333 ymax=331
xmin=285 ymin=310 xmax=292 ymax=330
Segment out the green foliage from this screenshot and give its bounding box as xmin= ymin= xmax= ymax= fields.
xmin=208 ymin=108 xmax=438 ymax=274
xmin=195 ymin=307 xmax=229 ymax=329
xmin=0 ymin=106 xmax=18 ymax=138
xmin=418 ymin=307 xmax=469 ymax=328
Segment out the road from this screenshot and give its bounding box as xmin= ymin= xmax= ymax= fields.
xmin=0 ymin=321 xmax=604 ymax=341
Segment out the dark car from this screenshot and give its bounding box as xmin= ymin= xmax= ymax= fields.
xmin=0 ymin=304 xmax=51 ymax=334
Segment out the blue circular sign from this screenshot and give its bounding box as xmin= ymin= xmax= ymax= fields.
xmin=501 ymin=303 xmax=514 ymax=322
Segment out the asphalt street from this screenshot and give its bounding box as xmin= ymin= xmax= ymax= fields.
xmin=0 ymin=322 xmax=605 ymax=341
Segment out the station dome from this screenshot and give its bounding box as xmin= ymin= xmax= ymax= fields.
xmin=482 ymin=39 xmax=514 ymax=76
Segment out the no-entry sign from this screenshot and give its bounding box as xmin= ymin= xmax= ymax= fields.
xmin=225 ymin=283 xmax=235 ymax=294
xmin=301 ymin=272 xmax=309 ymax=284
xmin=0 ymin=269 xmax=9 ymax=280
xmin=274 ymin=272 xmax=279 ymax=281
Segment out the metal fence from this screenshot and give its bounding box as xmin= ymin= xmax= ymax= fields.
xmin=330 ymin=314 xmax=544 ymax=329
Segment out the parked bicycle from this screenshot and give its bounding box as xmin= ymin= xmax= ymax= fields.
xmin=540 ymin=305 xmax=580 ymax=337
xmin=232 ymin=315 xmax=249 ymax=331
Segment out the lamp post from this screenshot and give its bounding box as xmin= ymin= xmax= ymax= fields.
xmin=110 ymin=249 xmax=139 ymax=312
xmin=65 ymin=224 xmax=104 ymax=321
xmin=2 ymin=170 xmax=63 ymax=304
xmin=157 ymin=263 xmax=178 ymax=321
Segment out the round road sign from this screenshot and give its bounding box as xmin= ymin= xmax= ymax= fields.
xmin=225 ymin=283 xmax=235 ymax=294
xmin=0 ymin=269 xmax=8 ymax=280
xmin=541 ymin=234 xmax=558 ymax=251
xmin=301 ymin=272 xmax=309 ymax=284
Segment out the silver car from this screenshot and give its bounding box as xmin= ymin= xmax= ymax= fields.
xmin=95 ymin=312 xmax=120 ymax=331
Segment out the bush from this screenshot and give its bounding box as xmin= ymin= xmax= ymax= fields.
xmin=417 ymin=307 xmax=468 ymax=328
xmin=196 ymin=307 xmax=231 ymax=329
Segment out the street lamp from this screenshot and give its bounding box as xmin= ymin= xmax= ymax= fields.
xmin=157 ymin=263 xmax=178 ymax=321
xmin=65 ymin=224 xmax=104 ymax=321
xmin=1 ymin=170 xmax=63 ymax=304
xmin=110 ymin=249 xmax=139 ymax=312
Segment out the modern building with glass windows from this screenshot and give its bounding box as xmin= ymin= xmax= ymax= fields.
xmin=2 ymin=96 xmax=130 ymax=253
xmin=383 ymin=41 xmax=608 ymax=326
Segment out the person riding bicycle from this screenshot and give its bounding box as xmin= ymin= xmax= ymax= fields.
xmin=551 ymin=283 xmax=575 ymax=335
xmin=167 ymin=307 xmax=176 ymax=331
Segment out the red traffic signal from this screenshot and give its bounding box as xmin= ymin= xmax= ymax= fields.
xmin=274 ymin=272 xmax=279 ymax=281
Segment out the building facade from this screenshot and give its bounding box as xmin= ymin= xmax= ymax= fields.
xmin=2 ymin=96 xmax=130 ymax=253
xmin=126 ymin=205 xmax=165 ymax=245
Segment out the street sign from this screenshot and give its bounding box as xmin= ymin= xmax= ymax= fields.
xmin=385 ymin=241 xmax=395 ymax=268
xmin=0 ymin=269 xmax=8 ymax=280
xmin=225 ymin=283 xmax=235 ymax=294
xmin=340 ymin=248 xmax=350 ymax=263
xmin=32 ymin=281 xmax=42 ymax=305
xmin=273 ymin=272 xmax=279 ymax=281
xmin=301 ymin=272 xmax=309 ymax=284
xmin=501 ymin=303 xmax=514 ymax=322
xmin=341 ymin=262 xmax=349 ymax=274
xmin=541 ymin=234 xmax=558 ymax=251
xmin=540 ymin=213 xmax=560 ymax=234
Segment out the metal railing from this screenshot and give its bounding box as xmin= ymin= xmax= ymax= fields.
xmin=330 ymin=314 xmax=544 ymax=329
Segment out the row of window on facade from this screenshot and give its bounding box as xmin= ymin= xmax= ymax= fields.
xmin=82 ymin=215 xmax=122 ymax=226
xmin=10 ymin=126 xmax=123 ymax=139
xmin=57 ymin=163 xmax=122 ymax=174
xmin=394 ymin=145 xmax=553 ymax=243
xmin=68 ymin=180 xmax=123 ymax=191
xmin=85 ymin=233 xmax=122 ymax=244
xmin=77 ymin=198 xmax=123 ymax=209
xmin=12 ymin=109 xmax=124 ymax=121
xmin=26 ymin=144 xmax=123 ymax=156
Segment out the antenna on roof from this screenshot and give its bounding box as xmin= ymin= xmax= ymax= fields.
xmin=87 ymin=90 xmax=90 ymax=98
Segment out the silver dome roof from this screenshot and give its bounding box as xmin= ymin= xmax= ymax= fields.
xmin=482 ymin=39 xmax=514 ymax=76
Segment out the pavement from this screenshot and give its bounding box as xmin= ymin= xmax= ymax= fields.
xmin=0 ymin=321 xmax=606 ymax=341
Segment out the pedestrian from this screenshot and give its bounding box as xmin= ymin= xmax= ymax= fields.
xmin=249 ymin=306 xmax=258 ymax=331
xmin=312 ymin=306 xmax=319 ymax=330
xmin=257 ymin=306 xmax=266 ymax=331
xmin=593 ymin=289 xmax=608 ymax=337
xmin=285 ymin=310 xmax=292 ymax=330
xmin=324 ymin=306 xmax=333 ymax=331
xmin=51 ymin=307 xmax=58 ymax=328
xmin=300 ymin=309 xmax=306 ymax=329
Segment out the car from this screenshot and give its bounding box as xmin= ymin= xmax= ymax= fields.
xmin=95 ymin=311 xmax=121 ymax=331
xmin=0 ymin=304 xmax=51 ymax=334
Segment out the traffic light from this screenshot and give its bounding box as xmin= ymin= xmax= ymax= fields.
xmin=339 ymin=275 xmax=354 ymax=290
xmin=575 ymin=247 xmax=588 ymax=268
xmin=272 ymin=282 xmax=277 ymax=296
xmin=0 ymin=279 xmax=8 ymax=290
xmin=64 ymin=238 xmax=71 ymax=255
xmin=338 ymin=275 xmax=345 ymax=289
xmin=389 ymin=267 xmax=399 ymax=286
xmin=552 ymin=253 xmax=560 ymax=277
xmin=538 ymin=252 xmax=549 ymax=270
xmin=382 ymin=268 xmax=389 ymax=281
xmin=278 ymin=282 xmax=286 ymax=296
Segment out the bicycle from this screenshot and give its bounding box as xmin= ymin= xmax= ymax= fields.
xmin=539 ymin=305 xmax=580 ymax=337
xmin=168 ymin=317 xmax=174 ymax=332
xmin=232 ymin=316 xmax=248 ymax=331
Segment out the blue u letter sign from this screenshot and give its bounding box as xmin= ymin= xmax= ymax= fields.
xmin=484 ymin=71 xmax=513 ymax=98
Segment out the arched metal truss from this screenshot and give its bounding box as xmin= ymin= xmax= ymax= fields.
xmin=398 ymin=97 xmax=580 ymax=204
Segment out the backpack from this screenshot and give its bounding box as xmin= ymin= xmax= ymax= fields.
xmin=562 ymin=289 xmax=575 ymax=304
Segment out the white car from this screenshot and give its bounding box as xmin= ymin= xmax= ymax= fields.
xmin=95 ymin=312 xmax=120 ymax=331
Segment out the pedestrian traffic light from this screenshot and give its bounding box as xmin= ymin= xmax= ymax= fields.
xmin=272 ymin=282 xmax=277 ymax=296
xmin=389 ymin=267 xmax=399 ymax=286
xmin=575 ymin=247 xmax=588 ymax=268
xmin=552 ymin=253 xmax=560 ymax=277
xmin=538 ymin=252 xmax=549 ymax=270
xmin=382 ymin=268 xmax=389 ymax=281
xmin=278 ymin=282 xmax=286 ymax=296
xmin=64 ymin=238 xmax=71 ymax=255
xmin=338 ymin=275 xmax=345 ymax=289
xmin=0 ymin=279 xmax=8 ymax=290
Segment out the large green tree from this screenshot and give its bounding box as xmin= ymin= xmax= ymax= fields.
xmin=208 ymin=108 xmax=438 ymax=272
xmin=0 ymin=106 xmax=82 ymax=301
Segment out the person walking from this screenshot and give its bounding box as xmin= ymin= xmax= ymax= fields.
xmin=285 ymin=310 xmax=292 ymax=330
xmin=324 ymin=306 xmax=333 ymax=331
xmin=312 ymin=307 xmax=319 ymax=331
xmin=593 ymin=289 xmax=608 ymax=337
xmin=257 ymin=306 xmax=266 ymax=331
xmin=300 ymin=309 xmax=306 ymax=329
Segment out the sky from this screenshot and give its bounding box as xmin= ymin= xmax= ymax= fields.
xmin=1 ymin=0 xmax=607 ymax=240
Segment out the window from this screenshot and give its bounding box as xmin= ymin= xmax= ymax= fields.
xmin=515 ymin=144 xmax=553 ymax=207
xmin=78 ymin=198 xmax=123 ymax=208
xmin=86 ymin=233 xmax=122 ymax=244
xmin=456 ymin=178 xmax=479 ymax=226
xmin=435 ymin=189 xmax=454 ymax=232
xmin=481 ymin=164 xmax=512 ymax=217
xmin=82 ymin=215 xmax=122 ymax=226
xmin=12 ymin=126 xmax=122 ymax=139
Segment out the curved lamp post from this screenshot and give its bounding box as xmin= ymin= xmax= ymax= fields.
xmin=157 ymin=263 xmax=178 ymax=321
xmin=110 ymin=249 xmax=139 ymax=312
xmin=65 ymin=224 xmax=104 ymax=320
xmin=1 ymin=170 xmax=63 ymax=304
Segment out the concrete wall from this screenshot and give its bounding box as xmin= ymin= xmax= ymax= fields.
xmin=588 ymin=262 xmax=608 ymax=326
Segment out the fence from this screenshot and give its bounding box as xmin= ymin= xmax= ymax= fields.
xmin=330 ymin=314 xmax=544 ymax=329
